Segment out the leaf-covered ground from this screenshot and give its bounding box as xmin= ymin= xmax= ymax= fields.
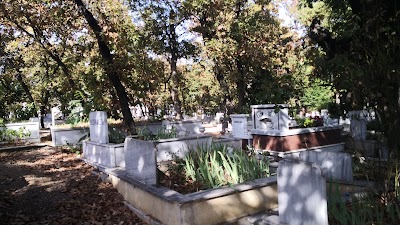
xmin=0 ymin=146 xmax=147 ymax=225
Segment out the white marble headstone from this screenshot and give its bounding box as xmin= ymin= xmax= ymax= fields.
xmin=124 ymin=137 xmax=157 ymax=185
xmin=278 ymin=160 xmax=328 ymax=225
xmin=89 ymin=111 xmax=109 ymax=144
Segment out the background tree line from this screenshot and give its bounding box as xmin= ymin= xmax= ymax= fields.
xmin=0 ymin=0 xmax=313 ymax=127
xmin=1 ymin=0 xmax=399 ymax=157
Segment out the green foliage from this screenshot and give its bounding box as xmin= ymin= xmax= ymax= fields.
xmin=328 ymin=184 xmax=400 ymax=224
xmin=108 ymin=127 xmax=127 ymax=144
xmin=0 ymin=126 xmax=31 ymax=143
xmin=300 ymin=80 xmax=334 ymax=111
xmin=65 ymin=100 xmax=86 ymax=125
xmin=137 ymin=126 xmax=177 ymax=141
xmin=64 ymin=142 xmax=83 ymax=155
xmin=183 ymin=145 xmax=270 ymax=189
xmin=298 ymin=0 xmax=400 ymax=154
xmin=295 ymin=116 xmax=324 ymax=128
xmin=7 ymin=103 xmax=37 ymax=123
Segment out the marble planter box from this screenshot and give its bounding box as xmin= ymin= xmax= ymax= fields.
xmin=83 ymin=135 xmax=213 ymax=170
xmin=89 ymin=163 xmax=371 ymax=225
xmin=2 ymin=122 xmax=40 ymax=143
xmin=252 ymin=126 xmax=342 ymax=152
xmin=50 ymin=126 xmax=89 ymax=146
xmin=95 ymin=165 xmax=278 ymax=225
xmin=83 ymin=141 xmax=125 ymax=168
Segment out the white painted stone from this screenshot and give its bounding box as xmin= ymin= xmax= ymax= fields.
xmin=124 ymin=137 xmax=157 ymax=185
xmin=321 ymin=109 xmax=329 ymax=117
xmin=89 ymin=111 xmax=109 ymax=144
xmin=3 ymin=122 xmax=40 ymax=143
xmin=299 ymin=151 xmax=353 ymax=182
xmin=83 ymin=141 xmax=125 ymax=168
xmin=278 ymin=160 xmax=328 ymax=225
xmin=251 ymin=104 xmax=290 ymax=131
xmin=155 ymin=135 xmax=212 ymax=162
xmin=51 ymin=106 xmax=62 ymax=126
xmin=230 ymin=114 xmax=251 ymax=139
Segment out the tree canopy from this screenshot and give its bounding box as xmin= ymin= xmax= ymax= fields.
xmin=1 ymin=0 xmax=398 ymax=154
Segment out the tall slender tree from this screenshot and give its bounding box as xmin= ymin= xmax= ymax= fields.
xmin=73 ymin=0 xmax=137 ymax=134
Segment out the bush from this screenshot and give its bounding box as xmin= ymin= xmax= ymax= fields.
xmin=0 ymin=126 xmax=31 ymax=143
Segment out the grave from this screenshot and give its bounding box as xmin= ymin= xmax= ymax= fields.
xmin=278 ymin=159 xmax=328 ymax=225
xmin=251 ymin=104 xmax=290 ymax=131
xmin=2 ymin=122 xmax=41 ymax=143
xmin=250 ymin=104 xmax=343 ymax=154
xmin=50 ymin=126 xmax=89 ymax=146
xmin=83 ymin=111 xmax=127 ymax=168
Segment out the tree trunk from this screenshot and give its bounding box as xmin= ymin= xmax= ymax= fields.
xmin=16 ymin=73 xmax=38 ymax=117
xmin=235 ymin=59 xmax=245 ymax=112
xmin=73 ymin=0 xmax=136 ymax=134
xmin=168 ymin=22 xmax=183 ymax=120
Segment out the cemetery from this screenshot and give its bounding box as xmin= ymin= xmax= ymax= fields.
xmin=0 ymin=101 xmax=398 ymax=224
xmin=0 ymin=0 xmax=399 ymax=224
xmin=0 ymin=100 xmax=398 ymax=225
xmin=73 ymin=109 xmax=373 ymax=225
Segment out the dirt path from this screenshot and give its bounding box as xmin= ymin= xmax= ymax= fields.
xmin=0 ymin=146 xmax=147 ymax=225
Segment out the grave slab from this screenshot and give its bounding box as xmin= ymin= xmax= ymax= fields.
xmin=299 ymin=151 xmax=353 ymax=182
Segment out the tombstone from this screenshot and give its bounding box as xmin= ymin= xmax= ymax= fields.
xmin=251 ymin=104 xmax=290 ymax=131
xmin=299 ymin=151 xmax=353 ymax=182
xmin=215 ymin=112 xmax=224 ymax=123
xmin=124 ymin=137 xmax=157 ymax=185
xmin=51 ymin=106 xmax=62 ymax=126
xmin=230 ymin=114 xmax=252 ymax=139
xmin=350 ymin=119 xmax=367 ymax=141
xmin=89 ymin=111 xmax=109 ymax=144
xmin=278 ymin=160 xmax=328 ymax=225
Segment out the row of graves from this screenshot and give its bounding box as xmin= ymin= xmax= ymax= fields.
xmin=81 ymin=106 xmax=373 ymax=225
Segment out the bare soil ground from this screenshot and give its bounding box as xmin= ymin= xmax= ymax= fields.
xmin=0 ymin=146 xmax=147 ymax=225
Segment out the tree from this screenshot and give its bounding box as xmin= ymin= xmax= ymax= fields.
xmin=130 ymin=0 xmax=197 ymax=120
xmin=299 ymin=0 xmax=400 ymax=156
xmin=73 ymin=0 xmax=138 ymax=134
xmin=186 ymin=0 xmax=310 ymax=113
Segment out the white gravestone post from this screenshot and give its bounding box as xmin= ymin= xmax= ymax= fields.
xmin=51 ymin=106 xmax=61 ymax=126
xmin=278 ymin=159 xmax=328 ymax=225
xmin=89 ymin=111 xmax=109 ymax=144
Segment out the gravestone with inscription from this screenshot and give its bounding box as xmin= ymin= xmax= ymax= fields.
xmin=230 ymin=114 xmax=251 ymax=139
xmin=89 ymin=111 xmax=109 ymax=144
